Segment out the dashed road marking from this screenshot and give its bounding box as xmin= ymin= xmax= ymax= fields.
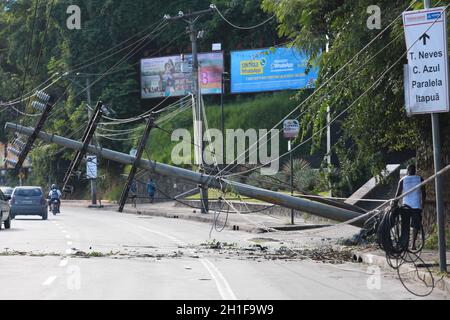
xmin=43 ymin=276 xmax=57 ymax=286
xmin=60 ymin=259 xmax=68 ymax=267
xmin=66 ymin=235 xmax=71 ymax=239
xmin=67 ymin=241 xmax=73 ymax=246
xmin=65 ymin=249 xmax=73 ymax=255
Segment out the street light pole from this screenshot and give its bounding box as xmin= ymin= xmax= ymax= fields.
xmin=423 ymin=0 xmax=447 ymax=273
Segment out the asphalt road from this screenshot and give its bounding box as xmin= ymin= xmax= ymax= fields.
xmin=0 ymin=205 xmax=447 ymax=300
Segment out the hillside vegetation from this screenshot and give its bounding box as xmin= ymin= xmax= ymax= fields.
xmin=146 ymin=91 xmax=316 ymax=166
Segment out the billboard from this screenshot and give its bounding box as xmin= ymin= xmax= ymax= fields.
xmin=231 ymin=47 xmax=318 ymax=94
xmin=141 ymin=52 xmax=224 ymax=99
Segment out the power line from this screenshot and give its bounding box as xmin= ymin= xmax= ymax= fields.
xmin=211 ymin=4 xmax=275 ymax=30
xmin=212 ymin=0 xmax=419 ymax=179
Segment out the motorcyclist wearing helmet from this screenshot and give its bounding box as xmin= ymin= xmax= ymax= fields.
xmin=48 ymin=184 xmax=62 ymax=213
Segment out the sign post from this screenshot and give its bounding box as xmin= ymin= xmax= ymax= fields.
xmin=403 ymin=4 xmax=448 ymax=273
xmin=284 ymin=120 xmax=300 ymax=225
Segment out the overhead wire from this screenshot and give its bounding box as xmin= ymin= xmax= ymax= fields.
xmin=211 ymin=4 xmax=276 ymax=30
xmin=211 ymin=0 xmax=419 ymax=180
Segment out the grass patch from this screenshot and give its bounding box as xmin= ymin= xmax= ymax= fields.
xmin=425 ymin=225 xmax=450 ymax=250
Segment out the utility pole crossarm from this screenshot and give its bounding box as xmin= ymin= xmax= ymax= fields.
xmin=117 ymin=113 xmax=156 ymax=213
xmin=62 ymin=101 xmax=104 ymax=193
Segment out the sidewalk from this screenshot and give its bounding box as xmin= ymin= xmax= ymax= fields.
xmin=117 ymin=201 xmax=332 ymax=233
xmin=333 ymin=245 xmax=450 ymax=296
xmin=63 ymin=200 xmax=450 ymax=296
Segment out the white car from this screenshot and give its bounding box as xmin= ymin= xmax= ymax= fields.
xmin=0 ymin=189 xmax=12 ymax=230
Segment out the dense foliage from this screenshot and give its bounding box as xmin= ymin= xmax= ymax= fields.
xmin=0 ymin=0 xmax=280 ymax=190
xmin=262 ymin=0 xmax=450 ymax=196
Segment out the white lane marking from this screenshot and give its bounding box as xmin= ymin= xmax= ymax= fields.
xmin=67 ymin=241 xmax=73 ymax=246
xmin=60 ymin=259 xmax=68 ymax=267
xmin=43 ymin=276 xmax=57 ymax=286
xmin=62 ymin=230 xmax=68 ymax=233
xmin=66 ymin=235 xmax=71 ymax=239
xmin=138 ymin=226 xmax=186 ymax=246
xmin=65 ymin=249 xmax=73 ymax=255
xmin=138 ymin=226 xmax=237 ymax=300
xmin=201 ymin=259 xmax=237 ymax=300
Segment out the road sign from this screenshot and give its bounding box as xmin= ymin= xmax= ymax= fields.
xmin=403 ymin=7 xmax=449 ymax=114
xmin=283 ymin=120 xmax=300 ymax=139
xmin=86 ymin=155 xmax=97 ymax=179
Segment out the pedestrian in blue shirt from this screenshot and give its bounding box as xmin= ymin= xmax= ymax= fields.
xmin=395 ymin=164 xmax=426 ymax=251
xmin=147 ymin=178 xmax=156 ymax=204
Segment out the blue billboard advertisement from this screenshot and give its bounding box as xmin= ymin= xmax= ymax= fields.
xmin=230 ymin=47 xmax=318 ymax=94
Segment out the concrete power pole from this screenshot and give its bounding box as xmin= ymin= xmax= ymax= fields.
xmin=423 ymin=0 xmax=447 ymax=273
xmin=190 ymin=21 xmax=209 ymax=214
xmin=86 ymin=77 xmax=97 ymax=206
xmin=164 ymin=8 xmax=214 ymax=214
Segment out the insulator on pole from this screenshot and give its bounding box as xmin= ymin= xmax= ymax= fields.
xmin=7 ymin=147 xmax=21 ymax=157
xmin=31 ymin=101 xmax=47 ymax=112
xmin=35 ymin=91 xmax=50 ymax=103
xmin=13 ymin=139 xmax=26 ymax=149
xmin=5 ymin=159 xmax=17 ymax=167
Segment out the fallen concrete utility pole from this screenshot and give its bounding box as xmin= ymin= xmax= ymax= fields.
xmin=5 ymin=122 xmax=367 ymax=227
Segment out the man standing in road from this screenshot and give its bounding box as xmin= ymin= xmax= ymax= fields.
xmin=395 ymin=164 xmax=427 ymax=251
xmin=130 ymin=179 xmax=138 ymax=208
xmin=146 ymin=178 xmax=156 ymax=204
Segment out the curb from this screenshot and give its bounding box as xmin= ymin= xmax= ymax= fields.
xmin=333 ymin=245 xmax=450 ymax=296
xmin=118 ymin=206 xmax=331 ymax=235
xmin=121 ymin=207 xmax=263 ymax=234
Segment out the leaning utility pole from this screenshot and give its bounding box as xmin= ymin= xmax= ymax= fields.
xmin=62 ymin=101 xmax=103 ymax=195
xmin=118 ymin=113 xmax=156 ymax=213
xmin=164 ymin=7 xmax=214 ymax=214
xmin=86 ymin=77 xmax=98 ymax=206
xmin=14 ymin=91 xmax=53 ymax=174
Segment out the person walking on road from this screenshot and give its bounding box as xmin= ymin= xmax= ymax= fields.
xmin=130 ymin=179 xmax=138 ymax=208
xmin=146 ymin=178 xmax=156 ymax=204
xmin=395 ymin=164 xmax=427 ymax=251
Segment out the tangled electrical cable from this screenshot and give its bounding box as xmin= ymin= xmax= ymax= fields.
xmin=365 ymin=203 xmax=438 ymax=297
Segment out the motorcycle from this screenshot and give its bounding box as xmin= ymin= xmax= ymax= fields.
xmin=49 ymin=199 xmax=60 ymax=215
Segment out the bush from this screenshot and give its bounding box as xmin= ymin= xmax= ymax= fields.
xmin=424 ymin=224 xmax=450 ymax=250
xmin=282 ymin=158 xmax=319 ymax=193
